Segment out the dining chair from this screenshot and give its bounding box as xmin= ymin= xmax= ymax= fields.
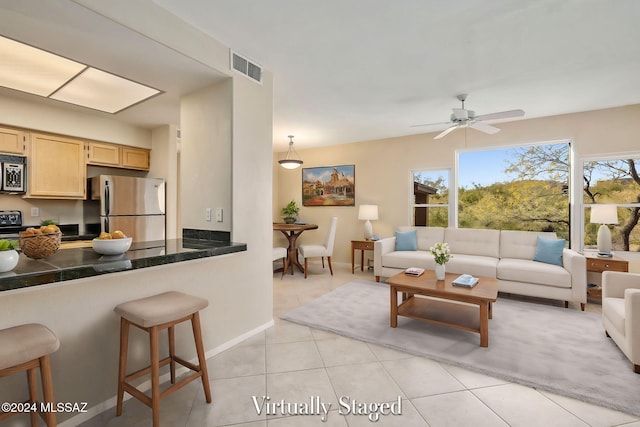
xmin=272 ymin=247 xmax=288 ymax=279
xmin=298 ymin=217 xmax=338 ymax=278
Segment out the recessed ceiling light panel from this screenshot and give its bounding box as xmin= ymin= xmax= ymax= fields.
xmin=50 ymin=68 xmax=160 ymax=114
xmin=0 ymin=36 xmax=86 ymax=97
xmin=0 ymin=35 xmax=161 ymax=114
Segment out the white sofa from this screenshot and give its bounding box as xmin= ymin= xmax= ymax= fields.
xmin=374 ymin=227 xmax=587 ymax=310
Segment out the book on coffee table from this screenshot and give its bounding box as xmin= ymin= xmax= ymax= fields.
xmin=405 ymin=267 xmax=425 ymax=277
xmin=452 ymin=274 xmax=479 ymax=288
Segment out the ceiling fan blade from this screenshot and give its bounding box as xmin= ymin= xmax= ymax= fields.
xmin=475 ymin=109 xmax=525 ymax=121
xmin=452 ymin=108 xmax=468 ymax=120
xmin=410 ymin=121 xmax=451 ymax=128
xmin=469 ymin=121 xmax=500 ymax=134
xmin=434 ymin=124 xmax=459 ymax=139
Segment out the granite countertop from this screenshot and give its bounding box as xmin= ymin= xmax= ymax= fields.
xmin=0 ymin=238 xmax=247 ymax=292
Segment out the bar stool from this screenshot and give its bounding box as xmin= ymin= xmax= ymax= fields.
xmin=0 ymin=323 xmax=60 ymax=427
xmin=114 ymin=291 xmax=212 ymax=427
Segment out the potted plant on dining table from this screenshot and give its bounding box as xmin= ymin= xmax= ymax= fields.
xmin=281 ymin=200 xmax=300 ymax=224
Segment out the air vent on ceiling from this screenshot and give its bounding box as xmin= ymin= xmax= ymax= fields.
xmin=230 ymin=50 xmax=263 ymax=84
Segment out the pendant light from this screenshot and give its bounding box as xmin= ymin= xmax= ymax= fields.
xmin=278 ymin=135 xmax=303 ymax=169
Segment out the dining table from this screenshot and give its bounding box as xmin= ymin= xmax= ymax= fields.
xmin=273 ymin=222 xmax=319 ymax=275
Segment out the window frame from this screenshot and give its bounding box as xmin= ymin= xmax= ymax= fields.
xmin=454 ymin=139 xmax=574 ymax=244
xmin=409 ymin=168 xmax=452 ymax=227
xmin=577 ymin=151 xmax=640 ymax=252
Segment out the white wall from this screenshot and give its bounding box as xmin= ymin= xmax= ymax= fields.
xmin=275 ymin=104 xmax=640 ymax=263
xmin=180 ymin=81 xmax=233 ymax=232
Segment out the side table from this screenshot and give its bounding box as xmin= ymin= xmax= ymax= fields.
xmin=351 ymin=239 xmax=374 ymax=274
xmin=584 ymin=252 xmax=629 ymax=301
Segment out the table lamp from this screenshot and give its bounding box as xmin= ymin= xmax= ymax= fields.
xmin=590 ymin=204 xmax=618 ymax=256
xmin=358 ymin=205 xmax=378 ymax=240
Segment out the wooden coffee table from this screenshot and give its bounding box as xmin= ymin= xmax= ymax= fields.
xmin=385 ymin=271 xmax=499 ymax=347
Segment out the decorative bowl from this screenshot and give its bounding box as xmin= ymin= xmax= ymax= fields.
xmin=19 ymin=232 xmax=62 ymax=259
xmin=0 ymin=250 xmax=19 ymax=272
xmin=92 ymin=237 xmax=133 ymax=255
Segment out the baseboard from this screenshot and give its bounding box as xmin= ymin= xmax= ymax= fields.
xmin=59 ymin=318 xmax=275 ymax=427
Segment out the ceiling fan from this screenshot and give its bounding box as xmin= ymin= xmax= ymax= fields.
xmin=412 ymin=94 xmax=525 ymax=140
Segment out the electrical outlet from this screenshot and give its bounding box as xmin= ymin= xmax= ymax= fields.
xmin=31 ymin=207 xmax=40 ymax=217
xmin=205 ymin=208 xmax=212 ymax=222
xmin=216 ymin=208 xmax=223 ymax=222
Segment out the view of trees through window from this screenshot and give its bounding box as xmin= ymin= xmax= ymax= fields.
xmin=412 ymin=170 xmax=448 ymax=227
xmin=458 ymin=143 xmax=570 ymax=240
xmin=583 ymin=158 xmax=640 ymax=251
xmin=412 ymin=143 xmax=640 ymax=252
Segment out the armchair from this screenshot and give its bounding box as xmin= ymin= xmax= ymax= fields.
xmin=602 ymin=271 xmax=640 ymax=373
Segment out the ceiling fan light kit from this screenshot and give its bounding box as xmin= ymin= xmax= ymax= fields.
xmin=414 ymin=94 xmax=525 ymax=140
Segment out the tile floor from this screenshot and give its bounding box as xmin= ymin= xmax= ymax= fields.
xmin=80 ymin=262 xmax=640 ymax=427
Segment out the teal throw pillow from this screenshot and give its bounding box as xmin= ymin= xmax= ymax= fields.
xmin=395 ymin=230 xmax=417 ymax=251
xmin=533 ymin=237 xmax=565 ymax=266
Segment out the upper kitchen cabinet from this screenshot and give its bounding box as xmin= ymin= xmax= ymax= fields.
xmin=86 ymin=141 xmax=150 ymax=171
xmin=27 ymin=133 xmax=86 ymax=199
xmin=86 ymin=141 xmax=120 ymax=166
xmin=0 ymin=126 xmax=27 ymax=155
xmin=121 ymin=146 xmax=150 ymax=170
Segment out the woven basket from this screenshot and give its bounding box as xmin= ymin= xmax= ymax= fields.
xmin=19 ymin=232 xmax=62 ymax=259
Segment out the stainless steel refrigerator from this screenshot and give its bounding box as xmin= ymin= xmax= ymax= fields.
xmin=84 ymin=175 xmax=166 ymax=242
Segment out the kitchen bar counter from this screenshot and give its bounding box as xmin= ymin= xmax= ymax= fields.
xmin=0 ymin=238 xmax=247 ymax=292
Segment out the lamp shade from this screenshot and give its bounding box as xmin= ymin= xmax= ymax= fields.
xmin=590 ymin=204 xmax=618 ymax=224
xmin=358 ymin=205 xmax=378 ymax=221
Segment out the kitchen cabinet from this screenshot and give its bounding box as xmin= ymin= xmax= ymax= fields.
xmin=86 ymin=141 xmax=120 ymax=166
xmin=86 ymin=141 xmax=150 ymax=171
xmin=121 ymin=146 xmax=150 ymax=170
xmin=0 ymin=127 xmax=27 ymax=155
xmin=27 ymin=133 xmax=86 ymax=199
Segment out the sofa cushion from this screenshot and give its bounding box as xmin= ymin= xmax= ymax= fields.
xmin=444 ymin=228 xmax=500 ymax=258
xmin=499 ymin=230 xmax=557 ymax=260
xmin=498 ymin=258 xmax=571 ymax=288
xmin=382 ymin=251 xmax=435 ymax=270
xmin=603 ymin=297 xmax=626 ymax=335
xmin=395 ymin=230 xmax=417 ymax=251
xmin=397 ymin=226 xmax=445 ymax=251
xmin=533 ymin=237 xmax=565 ymax=266
xmin=446 ymin=254 xmax=498 ymax=278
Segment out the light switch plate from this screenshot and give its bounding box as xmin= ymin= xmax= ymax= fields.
xmin=216 ymin=208 xmax=223 ymax=222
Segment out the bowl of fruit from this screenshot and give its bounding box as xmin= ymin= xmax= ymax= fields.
xmin=92 ymin=231 xmax=132 ymax=255
xmin=19 ymin=224 xmax=62 ymax=259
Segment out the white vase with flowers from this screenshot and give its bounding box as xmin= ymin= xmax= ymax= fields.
xmin=429 ymin=242 xmax=451 ymax=280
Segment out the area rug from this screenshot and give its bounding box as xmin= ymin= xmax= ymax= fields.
xmin=282 ymin=279 xmax=640 ymax=416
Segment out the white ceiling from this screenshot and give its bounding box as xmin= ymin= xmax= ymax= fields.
xmin=1 ymin=1 xmax=639 ymax=152
xmin=153 ymin=0 xmax=640 ymax=150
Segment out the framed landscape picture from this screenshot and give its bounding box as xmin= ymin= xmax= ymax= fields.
xmin=302 ymin=165 xmax=355 ymax=206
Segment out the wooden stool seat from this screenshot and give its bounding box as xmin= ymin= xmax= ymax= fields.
xmin=0 ymin=323 xmax=59 ymax=426
xmin=114 ymin=291 xmax=212 ymax=427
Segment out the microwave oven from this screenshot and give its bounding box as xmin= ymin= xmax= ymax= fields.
xmin=0 ymin=154 xmax=26 ymax=193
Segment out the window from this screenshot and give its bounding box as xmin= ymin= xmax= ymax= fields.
xmin=583 ymin=157 xmax=640 ymax=251
xmin=457 ymin=142 xmax=570 ymax=240
xmin=411 ymin=170 xmax=449 ymax=227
